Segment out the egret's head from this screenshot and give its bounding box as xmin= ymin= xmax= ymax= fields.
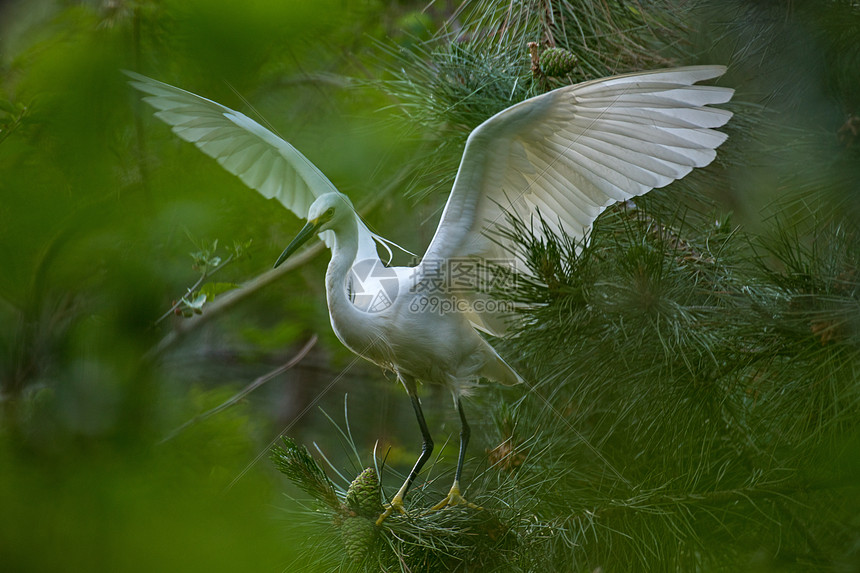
xmin=273 ymin=192 xmax=354 ymax=268
xmin=305 ymin=192 xmax=354 ymax=230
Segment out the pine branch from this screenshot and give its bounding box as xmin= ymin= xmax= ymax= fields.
xmin=271 ymin=436 xmax=340 ymax=511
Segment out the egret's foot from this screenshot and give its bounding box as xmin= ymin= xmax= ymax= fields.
xmin=375 ymin=495 xmax=407 ymax=526
xmin=427 ymin=482 xmax=482 ymax=513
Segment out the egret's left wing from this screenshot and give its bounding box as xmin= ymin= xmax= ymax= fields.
xmin=126 ymin=71 xmax=391 ymax=260
xmin=125 ymin=71 xmax=338 ymax=219
xmin=416 ymin=65 xmax=734 ymax=336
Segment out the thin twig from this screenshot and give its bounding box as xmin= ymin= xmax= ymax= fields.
xmin=159 ymin=334 xmax=318 ymax=443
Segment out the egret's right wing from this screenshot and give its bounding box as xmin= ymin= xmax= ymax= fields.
xmin=415 ymin=65 xmax=734 ymax=336
xmin=125 ymin=71 xmax=335 ymax=220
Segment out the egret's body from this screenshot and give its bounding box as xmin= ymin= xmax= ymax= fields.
xmin=128 ymin=65 xmax=734 ymax=520
xmin=300 ymin=196 xmax=519 ymax=391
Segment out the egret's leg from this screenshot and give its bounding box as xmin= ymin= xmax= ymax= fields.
xmin=376 ymin=376 xmax=434 ymax=525
xmin=428 ymin=396 xmax=481 ymax=512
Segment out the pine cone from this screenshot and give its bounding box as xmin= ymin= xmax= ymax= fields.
xmin=341 ymin=516 xmax=376 ymax=562
xmin=346 ymin=467 xmax=383 ymax=518
xmin=539 ymin=47 xmax=577 ymax=77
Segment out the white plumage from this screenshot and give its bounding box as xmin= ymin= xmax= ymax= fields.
xmin=128 ymin=65 xmax=733 ymax=520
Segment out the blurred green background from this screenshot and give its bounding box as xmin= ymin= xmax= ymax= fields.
xmin=0 ymin=0 xmax=438 ymax=570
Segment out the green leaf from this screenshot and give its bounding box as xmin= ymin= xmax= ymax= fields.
xmin=198 ymin=282 xmax=238 ymax=301
xmin=0 ymin=99 xmax=16 ymax=115
xmin=232 ymin=239 xmax=253 ymax=258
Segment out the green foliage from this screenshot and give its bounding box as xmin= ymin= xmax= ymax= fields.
xmin=487 ymin=203 xmax=860 ymax=570
xmin=4 ymin=0 xmax=860 ymax=571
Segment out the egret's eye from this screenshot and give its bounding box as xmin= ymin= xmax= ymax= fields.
xmin=325 ymin=207 xmax=334 ymax=217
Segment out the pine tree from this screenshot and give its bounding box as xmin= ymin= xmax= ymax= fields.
xmin=273 ymin=1 xmax=860 ymax=571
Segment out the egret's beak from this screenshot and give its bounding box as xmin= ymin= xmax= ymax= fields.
xmin=273 ymin=218 xmax=322 ymax=268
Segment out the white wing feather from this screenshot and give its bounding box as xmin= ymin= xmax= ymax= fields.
xmin=125 ymin=71 xmax=382 ymax=260
xmin=418 ymin=65 xmax=734 ymax=335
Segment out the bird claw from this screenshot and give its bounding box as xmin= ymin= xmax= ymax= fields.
xmin=427 ymin=482 xmax=482 ymax=513
xmin=376 ymin=484 xmax=482 ymax=524
xmin=375 ymin=495 xmax=407 ymax=526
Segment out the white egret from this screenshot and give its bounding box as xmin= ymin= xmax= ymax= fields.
xmin=127 ymin=65 xmax=733 ymax=523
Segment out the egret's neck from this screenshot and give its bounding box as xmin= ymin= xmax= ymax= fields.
xmin=324 ymin=213 xmax=360 ymax=312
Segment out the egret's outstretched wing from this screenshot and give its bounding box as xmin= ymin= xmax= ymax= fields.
xmin=126 ymin=71 xmax=384 ymax=260
xmin=417 ymin=65 xmax=734 ymax=335
xmin=125 ymin=71 xmax=335 ymax=219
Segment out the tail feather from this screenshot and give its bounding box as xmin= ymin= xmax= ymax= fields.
xmin=481 ymin=342 xmax=524 ymax=386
